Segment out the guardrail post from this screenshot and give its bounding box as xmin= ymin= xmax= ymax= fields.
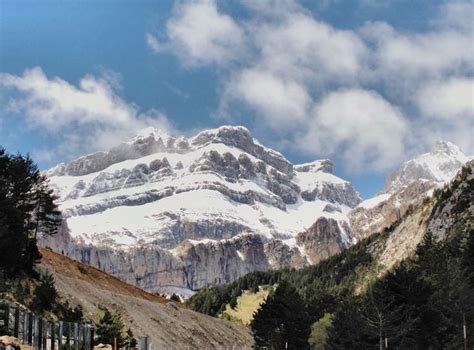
xmin=37 ymin=316 xmax=42 ymax=350
xmin=66 ymin=322 xmax=71 ymax=349
xmin=13 ymin=306 xmax=20 ymax=338
xmin=74 ymin=322 xmax=79 ymax=350
xmin=90 ymin=324 xmax=94 ymax=350
xmin=58 ymin=321 xmax=63 ymax=350
xmin=28 ymin=312 xmax=33 ymax=345
xmin=50 ymin=321 xmax=55 ymax=350
xmin=140 ymin=336 xmax=149 ymax=350
xmin=3 ymin=303 xmax=10 ymax=335
xmin=22 ymin=311 xmax=28 ymax=344
xmin=42 ymin=319 xmax=48 ymax=350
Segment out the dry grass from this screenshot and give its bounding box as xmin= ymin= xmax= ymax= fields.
xmin=222 ymin=287 xmax=271 ymax=325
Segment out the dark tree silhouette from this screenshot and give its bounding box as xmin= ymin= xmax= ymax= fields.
xmin=0 ymin=147 xmax=61 ymax=275
xmin=95 ymin=308 xmax=125 ymax=347
xmin=251 ymin=280 xmax=311 ymax=349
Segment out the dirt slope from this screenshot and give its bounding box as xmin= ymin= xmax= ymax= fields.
xmin=39 ymin=248 xmax=252 ymax=349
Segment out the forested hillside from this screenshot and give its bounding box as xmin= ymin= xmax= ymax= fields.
xmin=187 ymin=162 xmax=474 ymax=349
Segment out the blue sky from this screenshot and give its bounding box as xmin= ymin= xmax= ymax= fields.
xmin=0 ymin=0 xmax=473 ymax=198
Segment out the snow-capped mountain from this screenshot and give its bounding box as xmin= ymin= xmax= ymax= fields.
xmin=384 ymin=141 xmax=470 ymax=193
xmin=42 ymin=126 xmax=361 ymax=293
xmin=350 ymin=141 xmax=471 ymax=240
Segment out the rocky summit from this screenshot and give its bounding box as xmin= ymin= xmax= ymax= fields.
xmin=40 ymin=128 xmax=471 ymax=297
xmin=349 ymin=141 xmax=472 ymax=241
xmin=41 ymin=126 xmax=362 ymax=295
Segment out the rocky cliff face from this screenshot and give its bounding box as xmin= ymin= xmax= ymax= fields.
xmin=427 ymin=160 xmax=474 ymax=241
xmin=368 ymin=160 xmax=474 ymax=282
xmin=41 ymin=126 xmax=361 ymax=294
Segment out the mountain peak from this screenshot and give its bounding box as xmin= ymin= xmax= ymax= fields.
xmin=130 ymin=126 xmax=172 ymax=143
xmin=384 ymin=141 xmax=469 ymax=193
xmin=295 ymin=159 xmax=334 ymax=174
xmin=432 ymin=140 xmax=464 ymax=157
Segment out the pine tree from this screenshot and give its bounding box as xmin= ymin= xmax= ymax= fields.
xmin=31 ymin=272 xmax=58 ymax=312
xmin=61 ymin=301 xmax=84 ymax=322
xmin=251 ymin=280 xmax=311 ymax=349
xmin=95 ymin=308 xmax=125 ymax=347
xmin=463 ymin=229 xmax=474 ymax=287
xmin=124 ymin=328 xmax=137 ymax=349
xmin=0 ymin=148 xmax=61 ymax=275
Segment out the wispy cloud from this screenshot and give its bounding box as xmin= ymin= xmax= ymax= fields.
xmin=146 ymin=33 xmax=162 ymax=53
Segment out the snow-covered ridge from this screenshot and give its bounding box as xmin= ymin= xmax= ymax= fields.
xmin=384 ymin=140 xmax=470 ymax=193
xmin=48 ymin=125 xmax=294 ymax=177
xmin=295 ymin=159 xmax=333 ymax=173
xmin=48 ymin=125 xmax=361 ymax=249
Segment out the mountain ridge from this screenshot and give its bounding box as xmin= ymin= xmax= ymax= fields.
xmin=41 ymin=125 xmax=471 ymax=296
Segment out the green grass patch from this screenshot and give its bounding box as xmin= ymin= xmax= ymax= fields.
xmin=221 ymin=286 xmax=272 ymax=325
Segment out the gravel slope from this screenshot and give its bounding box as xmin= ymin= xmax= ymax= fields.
xmin=39 ymin=248 xmax=253 ymax=349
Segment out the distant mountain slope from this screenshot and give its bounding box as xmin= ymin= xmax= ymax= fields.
xmin=350 ymin=141 xmax=471 ymax=240
xmin=39 ymin=247 xmax=253 ymax=348
xmin=42 ymin=126 xmax=361 ymax=293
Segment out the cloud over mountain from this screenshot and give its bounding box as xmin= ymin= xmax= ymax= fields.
xmin=0 ymin=67 xmax=173 ymax=158
xmin=147 ymin=0 xmax=474 ymax=172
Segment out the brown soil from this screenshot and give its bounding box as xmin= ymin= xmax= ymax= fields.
xmin=39 ymin=248 xmax=252 ymax=349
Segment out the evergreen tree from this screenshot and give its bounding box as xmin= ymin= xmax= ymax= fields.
xmin=31 ymin=272 xmax=58 ymax=312
xmin=61 ymin=302 xmax=84 ymax=323
xmin=326 ymin=298 xmax=375 ymax=349
xmin=0 ymin=148 xmax=61 ymax=275
xmin=251 ymin=281 xmax=311 ymax=349
xmin=124 ymin=328 xmax=137 ymax=349
xmin=95 ymin=308 xmax=125 ymax=347
xmin=463 ymin=229 xmax=474 ymax=287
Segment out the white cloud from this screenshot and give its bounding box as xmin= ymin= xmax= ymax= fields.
xmin=0 ymin=67 xmax=174 ymax=159
xmin=299 ymin=89 xmax=408 ymax=172
xmin=415 ymin=77 xmax=474 ymax=155
xmin=146 ymin=33 xmax=162 ymax=53
xmin=164 ymin=0 xmax=244 ymax=66
xmin=253 ymin=13 xmax=367 ymax=83
xmin=218 ymin=11 xmax=367 ymax=132
xmin=436 ymin=0 xmax=474 ymax=32
xmin=240 ymin=0 xmax=302 ymax=17
xmin=417 ymin=77 xmax=474 ymax=120
xmin=0 ymin=67 xmax=134 ymax=129
xmin=222 ymin=69 xmax=311 ymax=130
xmin=364 ymin=24 xmax=473 ymax=80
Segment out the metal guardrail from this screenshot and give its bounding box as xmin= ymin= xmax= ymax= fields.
xmin=0 ymin=301 xmax=94 ymax=350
